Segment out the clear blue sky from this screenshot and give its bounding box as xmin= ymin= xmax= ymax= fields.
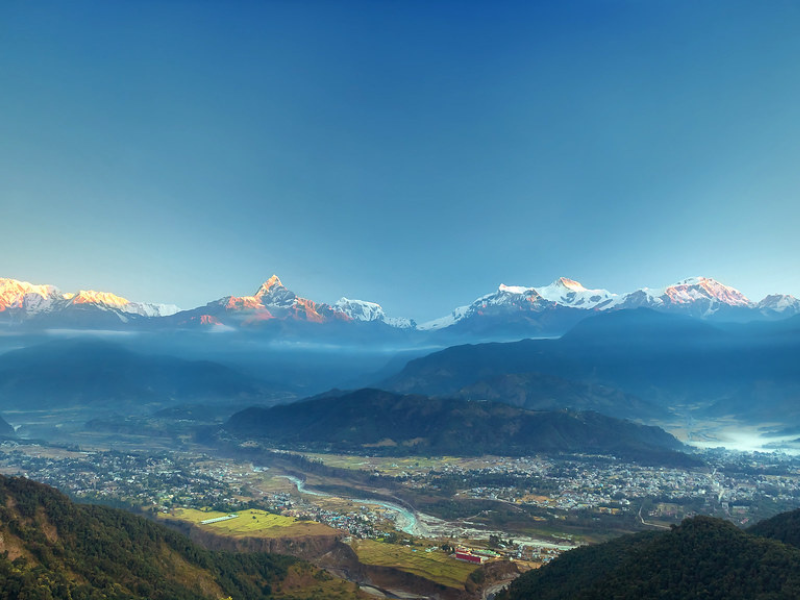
xmin=2 ymin=1 xmax=799 ymax=321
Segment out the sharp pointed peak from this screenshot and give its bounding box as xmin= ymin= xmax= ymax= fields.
xmin=254 ymin=274 xmax=285 ymax=296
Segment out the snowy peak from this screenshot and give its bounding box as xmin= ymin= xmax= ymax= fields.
xmin=334 ymin=298 xmax=386 ymax=322
xmin=420 ymin=275 xmax=779 ymax=333
xmin=662 ymin=277 xmax=752 ymax=307
xmin=333 ymin=297 xmax=417 ymax=328
xmin=615 ymin=276 xmax=754 ymax=318
xmin=477 ymin=277 xmax=617 ymax=311
xmin=0 ymin=278 xmax=180 ymax=322
xmin=757 ymin=294 xmax=800 ymax=318
xmin=68 ymin=290 xmax=130 ymax=308
xmin=491 ymin=284 xmax=543 ymax=302
xmin=205 ymin=276 xmax=415 ymax=329
xmin=254 ymin=275 xmax=285 ymax=297
xmin=66 ymin=289 xmax=179 ymax=317
xmin=470 ymin=286 xmax=543 ymax=317
xmin=420 ymin=277 xmax=617 ymax=331
xmin=536 ymin=277 xmax=618 ymax=309
xmin=419 ymin=305 xmax=470 ymax=331
xmin=250 ymin=275 xmax=298 ymax=309
xmin=4 ymin=273 xmax=799 ymax=335
xmin=491 ymin=278 xmax=617 ymax=310
xmin=555 ymin=277 xmax=587 ymax=292
xmin=0 ymin=278 xmax=61 ymax=314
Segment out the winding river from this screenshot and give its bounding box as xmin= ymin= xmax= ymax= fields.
xmin=277 ymin=475 xmax=423 ymax=535
xmin=277 ymin=475 xmax=574 ymax=550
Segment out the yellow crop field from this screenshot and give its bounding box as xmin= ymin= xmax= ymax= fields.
xmin=352 ymin=540 xmax=479 ymax=589
xmin=159 ymin=508 xmax=337 ymax=538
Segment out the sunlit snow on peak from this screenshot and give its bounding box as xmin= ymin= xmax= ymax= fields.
xmin=663 ymin=277 xmax=752 ymax=307
xmin=254 ymin=274 xmax=285 ymax=296
xmin=71 ymin=290 xmax=130 ymax=307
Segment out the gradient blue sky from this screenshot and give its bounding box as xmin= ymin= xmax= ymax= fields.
xmin=2 ymin=1 xmax=799 ymax=321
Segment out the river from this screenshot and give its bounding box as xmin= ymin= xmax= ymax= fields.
xmin=277 ymin=475 xmax=424 ymax=535
xmin=277 ymin=475 xmax=575 ymax=550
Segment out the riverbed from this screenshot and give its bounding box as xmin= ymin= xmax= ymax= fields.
xmin=277 ymin=474 xmax=427 ymax=535
xmin=276 ymin=475 xmax=574 ymax=550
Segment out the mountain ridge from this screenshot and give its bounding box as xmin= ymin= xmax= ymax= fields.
xmin=3 ymin=275 xmax=798 ymax=337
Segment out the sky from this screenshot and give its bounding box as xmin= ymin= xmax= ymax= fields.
xmin=2 ymin=1 xmax=800 ymax=322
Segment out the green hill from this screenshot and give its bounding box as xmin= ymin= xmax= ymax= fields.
xmin=499 ymin=515 xmax=800 ymax=600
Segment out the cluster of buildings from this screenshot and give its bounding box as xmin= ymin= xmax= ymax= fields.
xmin=2 ymin=441 xmax=800 ymax=543
xmin=0 ymin=445 xmax=240 ymax=510
xmin=447 ymin=455 xmax=800 ymax=523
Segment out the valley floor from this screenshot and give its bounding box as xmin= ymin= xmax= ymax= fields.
xmin=3 ymin=431 xmax=800 ymax=598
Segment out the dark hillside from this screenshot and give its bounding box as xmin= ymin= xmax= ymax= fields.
xmin=499 ymin=515 xmax=800 ymax=600
xmin=748 ymin=507 xmax=800 ymax=549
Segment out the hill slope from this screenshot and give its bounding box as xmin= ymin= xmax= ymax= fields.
xmin=0 ymin=473 xmax=356 ymax=600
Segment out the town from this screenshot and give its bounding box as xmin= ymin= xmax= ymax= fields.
xmin=2 ymin=440 xmax=799 ymax=545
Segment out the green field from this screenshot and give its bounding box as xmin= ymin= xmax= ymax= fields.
xmin=298 ymin=453 xmax=466 ymax=474
xmin=159 ymin=507 xmax=337 ymax=538
xmin=352 ymin=540 xmax=479 ymax=588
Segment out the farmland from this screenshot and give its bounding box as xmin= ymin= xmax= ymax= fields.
xmin=159 ymin=507 xmax=337 ymax=538
xmin=352 ymin=539 xmax=479 ymax=588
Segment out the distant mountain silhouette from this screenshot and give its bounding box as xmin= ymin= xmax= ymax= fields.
xmin=452 ymin=372 xmax=665 ymax=421
xmin=384 ymin=309 xmax=800 ymax=425
xmin=0 ymin=338 xmax=282 ymax=413
xmin=0 ymin=413 xmax=15 ymax=438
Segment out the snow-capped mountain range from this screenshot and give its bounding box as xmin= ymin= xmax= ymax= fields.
xmin=419 ymin=277 xmax=619 ymax=331
xmin=421 ymin=276 xmax=800 ymax=331
xmin=1 ymin=275 xmax=798 ymax=335
xmin=0 ymin=277 xmax=180 ymax=324
xmin=164 ymin=275 xmax=416 ymax=330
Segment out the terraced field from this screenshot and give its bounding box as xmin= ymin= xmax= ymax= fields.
xmin=352 ymin=539 xmax=479 ymax=588
xmin=160 ymin=507 xmax=337 ymax=537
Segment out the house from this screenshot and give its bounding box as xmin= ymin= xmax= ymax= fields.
xmin=454 ymin=547 xmax=487 ymax=564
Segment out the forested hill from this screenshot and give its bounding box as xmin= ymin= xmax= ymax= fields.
xmin=0 ymin=474 xmax=353 ymax=600
xmin=747 ymin=507 xmax=800 ymax=550
xmin=222 ymin=388 xmax=694 ymax=465
xmin=498 ymin=514 xmax=800 ymax=600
